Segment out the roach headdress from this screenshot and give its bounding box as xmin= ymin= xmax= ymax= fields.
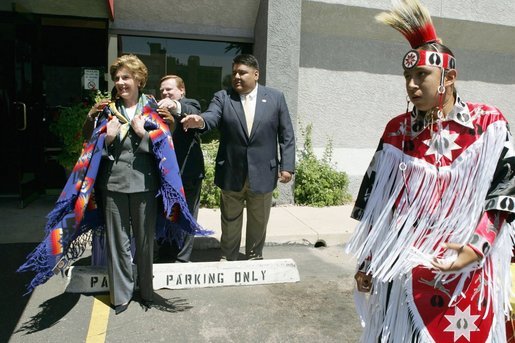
xmin=376 ymin=0 xmax=456 ymax=71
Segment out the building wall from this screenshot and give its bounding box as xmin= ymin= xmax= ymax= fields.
xmin=254 ymin=0 xmax=302 ymax=204
xmin=109 ymin=0 xmax=259 ymax=40
xmin=5 ymin=0 xmax=515 ymax=199
xmin=2 ymin=0 xmax=106 ymax=17
xmin=310 ymin=0 xmax=515 ymax=27
xmin=299 ymin=0 xmax=515 ymax=196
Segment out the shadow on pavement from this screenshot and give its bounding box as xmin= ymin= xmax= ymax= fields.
xmin=81 ymin=292 xmax=194 ymax=314
xmin=136 ymin=292 xmax=193 ymax=313
xmin=0 ymin=243 xmax=46 ymax=341
xmin=14 ymin=292 xmax=80 ymax=335
xmin=191 ymin=247 xmax=224 ymax=262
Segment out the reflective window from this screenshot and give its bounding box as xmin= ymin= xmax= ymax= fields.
xmin=119 ymin=36 xmax=252 ymax=110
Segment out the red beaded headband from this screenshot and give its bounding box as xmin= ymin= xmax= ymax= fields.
xmin=402 ymin=49 xmax=456 ymax=70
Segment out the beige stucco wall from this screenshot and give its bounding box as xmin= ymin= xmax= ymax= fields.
xmin=5 ymin=0 xmax=515 ymax=198
xmin=299 ymin=0 xmax=515 ymax=195
xmin=109 ymin=0 xmax=259 ymax=40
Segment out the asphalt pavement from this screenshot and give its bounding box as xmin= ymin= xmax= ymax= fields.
xmin=1 ymin=195 xmax=363 ymax=343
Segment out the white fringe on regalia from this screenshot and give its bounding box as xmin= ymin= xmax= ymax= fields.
xmin=346 ymin=120 xmax=515 ymax=342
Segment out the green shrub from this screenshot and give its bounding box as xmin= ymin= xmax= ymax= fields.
xmin=199 ymin=138 xmax=280 ymax=208
xmin=49 ymin=90 xmax=109 ymax=171
xmin=294 ymin=124 xmax=352 ymax=207
xmin=200 ymin=140 xmax=221 ymax=208
xmin=199 ymin=124 xmax=352 ymax=208
xmin=49 ymin=102 xmax=90 ymax=171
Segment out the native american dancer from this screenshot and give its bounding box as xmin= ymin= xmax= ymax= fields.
xmin=345 ymin=1 xmax=515 ymax=342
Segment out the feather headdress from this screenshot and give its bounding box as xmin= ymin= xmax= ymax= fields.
xmin=376 ymin=0 xmax=438 ymax=48
xmin=377 ymin=0 xmax=456 ymax=70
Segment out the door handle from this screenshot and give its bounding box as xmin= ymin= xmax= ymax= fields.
xmin=14 ymin=101 xmax=27 ymax=131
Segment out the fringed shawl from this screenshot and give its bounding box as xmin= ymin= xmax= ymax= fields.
xmin=346 ymin=100 xmax=515 ymax=342
xmin=18 ymin=94 xmax=211 ymax=293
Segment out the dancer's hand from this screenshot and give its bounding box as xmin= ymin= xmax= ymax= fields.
xmin=354 ymin=271 xmax=372 ymax=293
xmin=431 ymin=243 xmax=481 ymax=272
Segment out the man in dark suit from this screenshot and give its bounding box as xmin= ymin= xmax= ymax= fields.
xmin=182 ymin=54 xmax=295 ymax=261
xmin=157 ymin=75 xmax=204 ymax=262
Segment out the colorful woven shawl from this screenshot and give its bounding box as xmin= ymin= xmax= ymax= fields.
xmin=18 ymin=94 xmax=210 ymax=293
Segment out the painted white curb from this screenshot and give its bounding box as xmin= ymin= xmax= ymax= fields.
xmin=65 ymin=258 xmax=300 ymax=293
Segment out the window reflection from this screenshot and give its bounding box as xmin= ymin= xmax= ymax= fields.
xmin=119 ymin=36 xmax=252 ymax=110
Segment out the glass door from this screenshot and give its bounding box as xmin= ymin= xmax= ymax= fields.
xmin=0 ymin=13 xmax=44 ymax=207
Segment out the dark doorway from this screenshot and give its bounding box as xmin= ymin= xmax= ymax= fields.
xmin=0 ymin=12 xmax=44 ymax=207
xmin=0 ymin=12 xmax=108 ymax=207
xmin=39 ymin=17 xmax=108 ymax=192
xmin=40 ymin=17 xmax=108 ymax=108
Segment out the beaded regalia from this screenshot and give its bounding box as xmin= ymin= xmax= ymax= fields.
xmin=345 ymin=1 xmax=515 ymax=341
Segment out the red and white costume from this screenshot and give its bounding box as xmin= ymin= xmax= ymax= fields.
xmin=347 ymin=95 xmax=515 ymax=342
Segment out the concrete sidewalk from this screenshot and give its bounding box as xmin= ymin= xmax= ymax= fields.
xmin=194 ymin=204 xmax=358 ymax=249
xmin=0 ymin=196 xmax=358 ymax=248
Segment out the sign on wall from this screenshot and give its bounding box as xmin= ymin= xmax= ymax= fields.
xmin=83 ymin=69 xmax=99 ymax=90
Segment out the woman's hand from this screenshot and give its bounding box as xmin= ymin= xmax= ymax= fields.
xmin=131 ymin=114 xmax=146 ymax=138
xmin=105 ymin=117 xmax=121 ymax=146
xmin=431 ymin=243 xmax=482 ymax=272
xmin=354 ymin=271 xmax=373 ymax=293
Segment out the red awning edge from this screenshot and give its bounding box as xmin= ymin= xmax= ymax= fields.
xmin=107 ymin=0 xmax=114 ymax=21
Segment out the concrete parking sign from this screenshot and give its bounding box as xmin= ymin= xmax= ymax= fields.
xmin=65 ymin=259 xmax=300 ymax=293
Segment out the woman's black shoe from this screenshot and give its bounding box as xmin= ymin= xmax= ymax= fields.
xmin=115 ymin=302 xmax=129 ymax=315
